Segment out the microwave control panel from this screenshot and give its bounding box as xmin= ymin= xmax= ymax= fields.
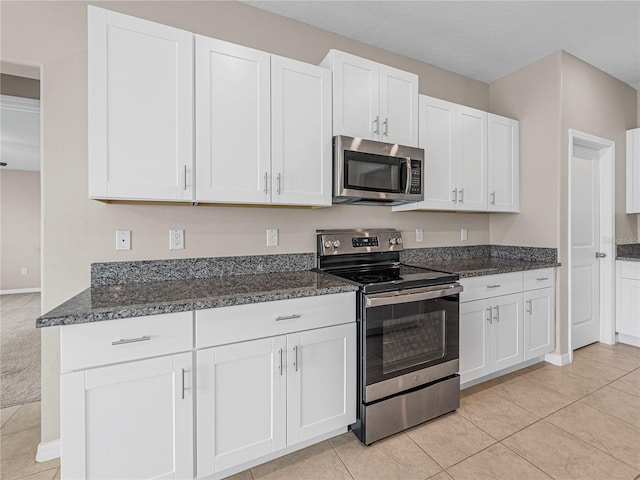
xmin=409 ymin=160 xmax=422 ymax=194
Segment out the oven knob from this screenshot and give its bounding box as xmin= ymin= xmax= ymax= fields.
xmin=389 ymin=238 xmax=396 ymax=245
xmin=396 ymin=237 xmax=403 ymax=245
xmin=324 ymin=241 xmax=333 ymax=249
xmin=332 ymin=240 xmax=341 ymax=248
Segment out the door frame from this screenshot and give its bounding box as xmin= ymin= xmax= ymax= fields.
xmin=568 ymin=129 xmax=615 ymax=354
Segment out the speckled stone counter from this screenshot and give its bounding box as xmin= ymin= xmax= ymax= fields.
xmin=401 ymin=245 xmax=560 ymax=278
xmin=617 ymin=243 xmax=640 ymax=262
xmin=37 ymin=270 xmax=358 ymax=328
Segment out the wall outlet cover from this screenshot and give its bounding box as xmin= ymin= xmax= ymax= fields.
xmin=169 ymin=229 xmax=185 ymax=250
xmin=415 ymin=228 xmax=424 ymax=243
xmin=266 ymin=229 xmax=279 ymax=247
xmin=116 ymin=230 xmax=131 ymax=250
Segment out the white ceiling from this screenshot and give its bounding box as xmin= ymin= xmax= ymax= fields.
xmin=1 ymin=95 xmax=41 ymax=172
xmin=245 ymin=0 xmax=640 ymax=89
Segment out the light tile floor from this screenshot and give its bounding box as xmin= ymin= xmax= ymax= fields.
xmin=1 ymin=342 xmax=638 ymax=480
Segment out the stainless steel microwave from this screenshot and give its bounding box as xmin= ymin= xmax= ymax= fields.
xmin=333 ymin=135 xmax=424 ymax=205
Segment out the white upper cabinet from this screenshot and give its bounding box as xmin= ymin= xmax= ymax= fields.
xmin=88 ymin=6 xmax=193 ymax=201
xmin=488 ymin=114 xmax=520 ymax=212
xmin=195 ymin=37 xmax=271 ymax=204
xmin=271 ymin=56 xmax=332 ymax=206
xmin=322 ymin=50 xmax=418 ymax=146
xmin=627 ymin=128 xmax=640 ymax=213
xmin=195 ymin=38 xmax=331 ymax=206
xmin=457 ymin=105 xmax=488 ymax=211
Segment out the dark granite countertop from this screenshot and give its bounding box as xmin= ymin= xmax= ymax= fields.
xmin=37 ymin=270 xmax=358 ymax=328
xmin=406 ymin=257 xmax=561 ymax=278
xmin=617 ymin=243 xmax=640 ymax=262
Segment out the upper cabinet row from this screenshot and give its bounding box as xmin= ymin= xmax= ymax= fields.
xmin=393 ymin=96 xmax=519 ymax=213
xmin=88 ymin=7 xmax=331 ymax=206
xmin=627 ymin=128 xmax=640 ymax=214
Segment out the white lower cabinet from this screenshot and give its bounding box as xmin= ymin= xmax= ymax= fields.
xmin=459 ymin=269 xmax=555 ymax=385
xmin=616 ymin=260 xmax=640 ymax=346
xmin=60 ymin=353 xmax=194 ymax=480
xmin=196 ymin=323 xmax=356 ymax=478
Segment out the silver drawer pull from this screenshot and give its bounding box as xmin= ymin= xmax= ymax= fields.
xmin=487 ymin=285 xmax=501 ymax=289
xmin=111 ymin=336 xmax=151 ymax=346
xmin=536 ymin=277 xmax=550 ymax=281
xmin=181 ymin=368 xmax=186 ymax=400
xmin=275 ymin=314 xmax=302 ymax=321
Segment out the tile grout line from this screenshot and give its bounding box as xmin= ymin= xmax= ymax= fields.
xmin=12 ymin=466 xmax=59 ymax=480
xmin=403 ymin=423 xmax=454 ymax=474
xmin=326 ymin=437 xmax=356 ymax=480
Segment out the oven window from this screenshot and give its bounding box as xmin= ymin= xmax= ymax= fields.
xmin=344 ymin=150 xmax=405 ymax=193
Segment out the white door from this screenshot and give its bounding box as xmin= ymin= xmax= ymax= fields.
xmin=379 ymin=65 xmax=418 ymax=146
xmin=88 ymin=6 xmax=193 ymax=201
xmin=459 ymin=299 xmax=492 ymax=384
xmin=571 ymin=144 xmax=601 ymax=349
xmin=417 ymin=96 xmax=457 ymax=211
xmin=488 ymin=114 xmax=519 ymax=212
xmin=271 ymin=56 xmax=331 ymax=206
xmin=524 ymin=287 xmax=556 ymax=360
xmin=286 ymin=323 xmax=356 ymax=445
xmin=196 ymin=337 xmax=286 ymax=477
xmin=60 ymin=353 xmax=193 ymax=480
xmin=195 ymin=36 xmax=271 ymax=203
xmin=330 ymin=51 xmax=380 ymax=140
xmin=491 ymin=293 xmax=523 ymax=371
xmin=456 ymin=106 xmax=488 ymax=211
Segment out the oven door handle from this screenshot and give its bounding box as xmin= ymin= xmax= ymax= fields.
xmin=365 ymin=284 xmax=463 ymax=307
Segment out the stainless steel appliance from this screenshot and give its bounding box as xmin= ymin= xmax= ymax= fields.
xmin=316 ymin=229 xmax=461 ymax=445
xmin=333 ymin=136 xmax=424 ymax=205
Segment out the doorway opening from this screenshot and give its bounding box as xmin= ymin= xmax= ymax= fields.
xmin=568 ymin=129 xmax=615 ymax=354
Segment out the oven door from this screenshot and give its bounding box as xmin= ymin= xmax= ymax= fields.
xmin=363 ymin=283 xmax=461 ymax=403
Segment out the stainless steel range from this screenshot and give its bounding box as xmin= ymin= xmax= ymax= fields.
xmin=316 ymin=229 xmax=462 ymax=445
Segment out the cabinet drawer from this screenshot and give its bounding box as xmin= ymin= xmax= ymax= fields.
xmin=196 ymin=292 xmax=356 ymax=348
xmin=60 ymin=312 xmax=193 ymax=373
xmin=619 ymin=261 xmax=640 ymax=279
xmin=460 ymin=272 xmax=523 ymax=303
xmin=524 ymin=268 xmax=556 ymax=290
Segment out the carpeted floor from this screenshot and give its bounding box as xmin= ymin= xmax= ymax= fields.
xmin=1 ymin=293 xmax=41 ymax=408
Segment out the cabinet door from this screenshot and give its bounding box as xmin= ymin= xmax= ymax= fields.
xmin=330 ymin=51 xmax=380 ymax=140
xmin=456 ymin=106 xmax=488 ymax=211
xmin=417 ymin=96 xmax=457 ymax=210
xmin=488 ymin=114 xmax=519 ymax=212
xmin=60 ymin=353 xmax=193 ymax=480
xmin=627 ymin=129 xmax=640 ymax=213
xmin=286 ymin=323 xmax=356 ymax=445
xmin=195 ymin=36 xmax=271 ymax=203
xmin=459 ymin=299 xmax=492 ymax=384
xmin=618 ymin=277 xmax=640 ymax=338
xmin=379 ymin=65 xmax=419 ymax=146
xmin=524 ymin=287 xmax=555 ymax=360
xmin=197 ymin=337 xmax=286 ymax=477
xmin=492 ymin=293 xmax=523 ymax=372
xmin=88 ymin=7 xmax=193 ymax=201
xmin=271 ymin=56 xmax=331 ymax=206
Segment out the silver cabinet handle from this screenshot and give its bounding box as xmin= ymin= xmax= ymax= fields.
xmin=183 ymin=165 xmax=187 ymax=191
xmin=264 ymin=172 xmax=268 ymax=195
xmin=293 ymin=345 xmax=299 ymax=372
xmin=275 ymin=314 xmax=302 ymax=321
xmin=373 ymin=115 xmax=380 ymax=135
xmin=276 ymin=173 xmax=281 ymax=195
xmin=181 ymin=368 xmax=186 ymax=400
xmin=111 ymin=336 xmax=150 ymax=346
xmin=536 ymin=277 xmax=550 ymax=281
xmin=459 ymin=188 xmax=464 ymax=203
xmin=494 ymin=305 xmax=500 ymax=322
xmin=487 ymin=285 xmax=501 ymax=289
xmin=383 ymin=118 xmax=388 ymax=136
xmin=595 ymin=252 xmax=606 ymax=258
xmin=486 ymin=306 xmax=493 ymax=324
xmin=278 ymin=348 xmax=284 ymax=376
xmin=490 ymin=191 xmax=496 ymax=205
xmin=452 ymin=189 xmax=458 ymax=203
xmin=526 ymin=299 xmax=533 ymax=315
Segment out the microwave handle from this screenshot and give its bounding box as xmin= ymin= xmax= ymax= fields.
xmin=405 ymin=157 xmax=412 ymax=194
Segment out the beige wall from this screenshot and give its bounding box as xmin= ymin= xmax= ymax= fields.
xmin=0 ymin=1 xmax=491 ymax=444
xmin=0 ymin=170 xmax=41 ymax=290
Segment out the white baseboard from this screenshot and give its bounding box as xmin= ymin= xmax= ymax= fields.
xmin=617 ymin=333 xmax=640 ymax=347
xmin=0 ymin=287 xmax=41 ymax=295
xmin=544 ymin=352 xmax=572 ymax=366
xmin=36 ymin=439 xmax=60 ymax=462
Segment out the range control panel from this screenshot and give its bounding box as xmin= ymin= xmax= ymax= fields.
xmin=317 ymin=229 xmax=403 ymax=256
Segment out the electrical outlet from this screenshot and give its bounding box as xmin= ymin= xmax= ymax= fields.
xmin=169 ymin=229 xmax=184 ymax=250
xmin=266 ymin=229 xmax=279 ymax=247
xmin=461 ymin=227 xmax=468 ymax=241
xmin=415 ymin=228 xmax=424 ymax=243
xmin=116 ymin=230 xmax=131 ymax=250
xmin=21 ymin=267 xmax=28 ymax=275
